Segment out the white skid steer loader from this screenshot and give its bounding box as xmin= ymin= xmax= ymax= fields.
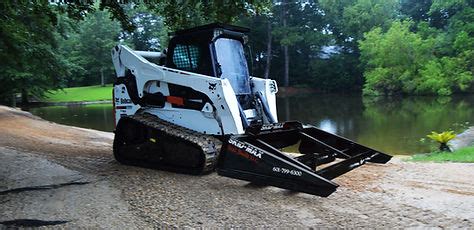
xmin=111 ymin=23 xmax=391 ymax=197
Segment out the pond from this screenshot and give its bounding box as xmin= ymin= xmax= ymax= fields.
xmin=27 ymin=94 xmax=474 ymax=155
xmin=27 ymin=104 xmax=114 ymax=132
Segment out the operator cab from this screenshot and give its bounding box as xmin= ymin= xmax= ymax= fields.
xmin=165 ymin=23 xmax=251 ymax=96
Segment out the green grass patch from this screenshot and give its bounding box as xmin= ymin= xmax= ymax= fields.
xmin=46 ymin=84 xmax=113 ymax=102
xmin=410 ymin=146 xmax=474 ymax=163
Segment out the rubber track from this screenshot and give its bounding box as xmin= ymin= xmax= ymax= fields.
xmin=130 ymin=113 xmax=222 ymax=173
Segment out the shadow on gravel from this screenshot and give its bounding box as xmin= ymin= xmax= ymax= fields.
xmin=0 ymin=219 xmax=69 ymax=227
xmin=0 ymin=181 xmax=90 ymax=195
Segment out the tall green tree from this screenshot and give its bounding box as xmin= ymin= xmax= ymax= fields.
xmin=59 ymin=8 xmax=121 ymax=87
xmin=238 ymin=14 xmax=273 ymax=78
xmin=343 ymin=0 xmax=399 ymax=42
xmin=320 ymin=0 xmax=399 ymax=49
xmin=153 ymin=0 xmax=271 ymax=30
xmin=266 ymin=0 xmax=329 ymax=87
xmin=125 ymin=8 xmax=168 ymax=51
xmin=238 ymin=1 xmax=318 ymax=85
xmin=312 ymin=0 xmax=400 ymax=92
xmin=360 ymin=21 xmax=434 ymax=95
xmin=0 ymin=1 xmax=69 ymax=104
xmin=360 ymin=19 xmax=473 ymax=95
xmin=0 ymin=0 xmax=271 ymax=104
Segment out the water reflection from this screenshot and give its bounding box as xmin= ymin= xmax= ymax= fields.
xmin=277 ymin=94 xmax=474 ymax=154
xmin=28 ymin=104 xmax=114 ymax=132
xmin=318 ymin=119 xmax=337 ymax=134
xmin=277 ymin=94 xmax=365 ymax=140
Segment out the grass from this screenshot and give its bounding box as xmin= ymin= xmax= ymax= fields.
xmin=410 ymin=145 xmax=474 ymax=163
xmin=45 ymin=84 xmax=112 ymax=102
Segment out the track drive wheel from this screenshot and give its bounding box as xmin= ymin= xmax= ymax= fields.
xmin=112 ymin=114 xmax=221 ymax=174
xmin=113 ymin=118 xmax=144 ymax=165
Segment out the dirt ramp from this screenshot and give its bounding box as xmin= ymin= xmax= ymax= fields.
xmin=0 ymin=147 xmax=151 ymax=228
xmin=0 ymin=105 xmax=113 ymax=157
xmin=0 ymin=105 xmax=473 ymax=228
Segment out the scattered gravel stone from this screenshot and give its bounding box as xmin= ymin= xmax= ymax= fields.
xmin=0 ymin=105 xmax=473 ymax=228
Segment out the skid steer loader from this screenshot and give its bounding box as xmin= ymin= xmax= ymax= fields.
xmin=111 ymin=23 xmax=391 ymax=197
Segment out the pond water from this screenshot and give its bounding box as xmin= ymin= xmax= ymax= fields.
xmin=27 ymin=94 xmax=474 ymax=155
xmin=27 ymin=104 xmax=114 ymax=132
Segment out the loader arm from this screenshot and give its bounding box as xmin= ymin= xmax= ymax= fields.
xmin=112 ymin=45 xmax=245 ymax=135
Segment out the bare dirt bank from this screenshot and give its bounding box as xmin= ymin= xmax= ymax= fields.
xmin=0 ymin=105 xmax=473 ymax=228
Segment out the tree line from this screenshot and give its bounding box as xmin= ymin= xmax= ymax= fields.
xmin=246 ymin=0 xmax=473 ymax=96
xmin=0 ymin=0 xmax=473 ymax=105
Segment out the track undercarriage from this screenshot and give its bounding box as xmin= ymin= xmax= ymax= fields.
xmin=113 ymin=113 xmax=221 ymax=174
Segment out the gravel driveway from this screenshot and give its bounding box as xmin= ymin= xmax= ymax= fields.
xmin=1 ymin=106 xmax=473 ymax=228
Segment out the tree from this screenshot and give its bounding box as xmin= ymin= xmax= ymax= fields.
xmin=312 ymin=0 xmax=400 ymax=92
xmin=0 ymin=0 xmax=133 ymax=104
xmin=359 ymin=21 xmax=434 ymax=95
xmin=264 ymin=18 xmax=273 ymax=79
xmin=123 ymin=5 xmax=168 ymax=51
xmin=0 ymin=1 xmax=69 ymax=103
xmin=270 ymin=0 xmax=329 ymax=87
xmin=401 ymin=0 xmax=432 ymax=22
xmin=281 ymin=0 xmax=290 ymax=87
xmin=343 ymin=0 xmax=399 ymax=42
xmin=308 ymin=52 xmax=362 ymax=92
xmin=0 ymin=0 xmax=271 ymax=104
xmin=238 ymin=14 xmax=273 ymax=78
xmin=417 ymin=57 xmax=472 ymax=95
xmin=58 ymin=7 xmax=121 ymax=87
xmin=320 ymin=0 xmax=399 ymax=50
xmin=360 ymin=19 xmax=473 ymax=96
xmin=153 ymin=0 xmax=271 ymax=30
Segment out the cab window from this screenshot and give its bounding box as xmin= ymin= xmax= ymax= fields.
xmin=172 ymin=44 xmax=200 ymax=71
xmin=214 ymin=38 xmax=251 ymax=95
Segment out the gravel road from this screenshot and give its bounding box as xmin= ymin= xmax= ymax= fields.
xmin=0 ymin=105 xmax=473 ymax=228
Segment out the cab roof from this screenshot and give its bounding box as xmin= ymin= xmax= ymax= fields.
xmin=171 ymin=23 xmax=250 ymax=36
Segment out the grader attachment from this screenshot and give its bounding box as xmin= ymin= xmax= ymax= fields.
xmin=217 ymin=122 xmax=392 ymax=197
